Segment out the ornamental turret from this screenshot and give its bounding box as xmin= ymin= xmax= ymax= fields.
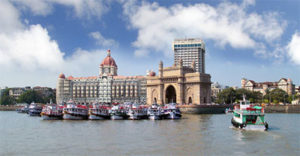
xmin=99 ymin=49 xmax=118 ymax=76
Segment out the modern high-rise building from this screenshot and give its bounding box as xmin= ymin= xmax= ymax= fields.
xmin=172 ymin=38 xmax=206 ymax=73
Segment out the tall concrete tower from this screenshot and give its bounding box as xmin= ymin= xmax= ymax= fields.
xmin=172 ymin=38 xmax=206 ymax=73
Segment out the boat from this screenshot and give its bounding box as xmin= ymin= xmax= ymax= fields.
xmin=88 ymin=103 xmax=111 ymax=120
xmin=225 ymin=108 xmax=233 ymax=114
xmin=63 ymin=100 xmax=88 ymax=120
xmin=28 ymin=102 xmax=42 ymax=116
xmin=110 ymin=104 xmax=128 ymax=120
xmin=127 ymin=104 xmax=148 ymax=120
xmin=147 ymin=104 xmax=163 ymax=120
xmin=162 ymin=103 xmax=182 ymax=119
xmin=41 ymin=104 xmax=64 ymax=120
xmin=231 ymin=97 xmax=268 ymax=130
xmin=17 ymin=105 xmax=29 ymax=113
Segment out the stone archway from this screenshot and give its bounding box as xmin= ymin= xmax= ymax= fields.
xmin=151 ymin=89 xmax=158 ymax=104
xmin=165 ymin=85 xmax=176 ymax=103
xmin=188 ymin=97 xmax=192 ymax=104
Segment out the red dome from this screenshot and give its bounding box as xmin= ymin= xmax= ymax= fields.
xmin=149 ymin=71 xmax=156 ymax=76
xmin=100 ymin=50 xmax=117 ymax=67
xmin=58 ymin=73 xmax=65 ymax=79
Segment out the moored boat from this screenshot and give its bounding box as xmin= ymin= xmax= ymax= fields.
xmin=110 ymin=104 xmax=128 ymax=120
xmin=41 ymin=104 xmax=63 ymax=120
xmin=63 ymin=100 xmax=88 ymax=120
xmin=147 ymin=104 xmax=163 ymax=120
xmin=225 ymin=108 xmax=233 ymax=114
xmin=88 ymin=103 xmax=111 ymax=120
xmin=162 ymin=103 xmax=182 ymax=119
xmin=231 ymin=98 xmax=268 ymax=130
xmin=127 ymin=104 xmax=148 ymax=120
xmin=28 ymin=102 xmax=42 ymax=116
xmin=17 ymin=105 xmax=29 ymax=113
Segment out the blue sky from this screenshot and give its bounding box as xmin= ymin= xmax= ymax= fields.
xmin=0 ymin=0 xmax=299 ymax=88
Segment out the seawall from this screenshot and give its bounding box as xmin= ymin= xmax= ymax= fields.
xmin=178 ymin=104 xmax=228 ymax=114
xmin=264 ymin=105 xmax=300 ymax=113
xmin=0 ymin=105 xmax=22 ymax=111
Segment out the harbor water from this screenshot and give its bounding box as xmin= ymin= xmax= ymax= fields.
xmin=0 ymin=112 xmax=299 ymax=156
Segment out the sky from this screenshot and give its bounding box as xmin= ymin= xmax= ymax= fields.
xmin=0 ymin=0 xmax=299 ymax=88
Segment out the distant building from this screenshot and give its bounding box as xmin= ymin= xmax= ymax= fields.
xmin=56 ymin=50 xmax=146 ymax=104
xmin=241 ymin=78 xmax=295 ymax=95
xmin=295 ymin=86 xmax=300 ymax=95
xmin=173 ymin=38 xmax=206 ymax=73
xmin=33 ymin=86 xmax=54 ymax=97
xmin=8 ymin=86 xmax=54 ymax=100
xmin=211 ymin=82 xmax=222 ymax=99
xmin=8 ymin=87 xmax=31 ymax=99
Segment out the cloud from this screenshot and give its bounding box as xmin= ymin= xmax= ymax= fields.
xmin=0 ymin=0 xmax=23 ymax=34
xmin=0 ymin=24 xmax=64 ymax=71
xmin=121 ymin=0 xmax=286 ymax=57
xmin=10 ymin=0 xmax=110 ymax=19
xmin=64 ymin=48 xmax=107 ymax=76
xmin=287 ymin=32 xmax=300 ymax=65
xmin=0 ymin=0 xmax=110 ymax=87
xmin=89 ymin=31 xmax=119 ymax=47
xmin=10 ymin=0 xmax=52 ymax=16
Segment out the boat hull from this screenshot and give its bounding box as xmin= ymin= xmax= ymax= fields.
xmin=89 ymin=114 xmax=106 ymax=120
xmin=163 ymin=112 xmax=181 ymax=119
xmin=63 ymin=114 xmax=88 ymax=120
xmin=149 ymin=115 xmax=161 ymax=120
xmin=231 ymin=118 xmax=268 ymax=131
xmin=42 ymin=114 xmax=63 ymax=120
xmin=29 ymin=110 xmax=42 ymax=116
xmin=128 ymin=114 xmax=148 ymax=120
xmin=111 ymin=115 xmax=124 ymax=120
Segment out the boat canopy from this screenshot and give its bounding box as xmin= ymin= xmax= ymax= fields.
xmin=253 ymin=106 xmax=262 ymax=109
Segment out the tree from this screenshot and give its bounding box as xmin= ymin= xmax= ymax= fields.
xmin=264 ymin=88 xmax=288 ymax=104
xmin=18 ymin=90 xmax=43 ymax=104
xmin=217 ymin=88 xmax=263 ymax=104
xmin=216 ymin=88 xmax=236 ymax=104
xmin=0 ymin=89 xmax=15 ymax=105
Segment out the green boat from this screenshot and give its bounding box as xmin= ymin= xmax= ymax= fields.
xmin=231 ymin=99 xmax=268 ymax=130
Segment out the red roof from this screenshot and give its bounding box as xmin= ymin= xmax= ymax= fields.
xmin=68 ymin=76 xmax=98 ymax=80
xmin=100 ymin=49 xmax=117 ymax=67
xmin=113 ymin=75 xmax=145 ymax=79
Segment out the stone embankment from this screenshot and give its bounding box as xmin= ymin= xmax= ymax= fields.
xmin=0 ymin=105 xmax=22 ymax=111
xmin=264 ymin=105 xmax=300 ymax=113
xmin=178 ymin=104 xmax=228 ymax=114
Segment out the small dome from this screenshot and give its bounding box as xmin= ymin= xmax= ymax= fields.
xmin=58 ymin=73 xmax=65 ymax=79
xmin=100 ymin=49 xmax=117 ymax=67
xmin=149 ymin=71 xmax=156 ymax=76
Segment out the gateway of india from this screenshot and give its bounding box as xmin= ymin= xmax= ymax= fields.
xmin=146 ymin=38 xmax=211 ymax=105
xmin=56 ymin=38 xmax=211 ymax=105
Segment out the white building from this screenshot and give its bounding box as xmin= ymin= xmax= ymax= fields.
xmin=56 ymin=50 xmax=146 ymax=104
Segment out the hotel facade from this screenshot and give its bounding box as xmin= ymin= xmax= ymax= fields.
xmin=56 ymin=50 xmax=146 ymax=104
